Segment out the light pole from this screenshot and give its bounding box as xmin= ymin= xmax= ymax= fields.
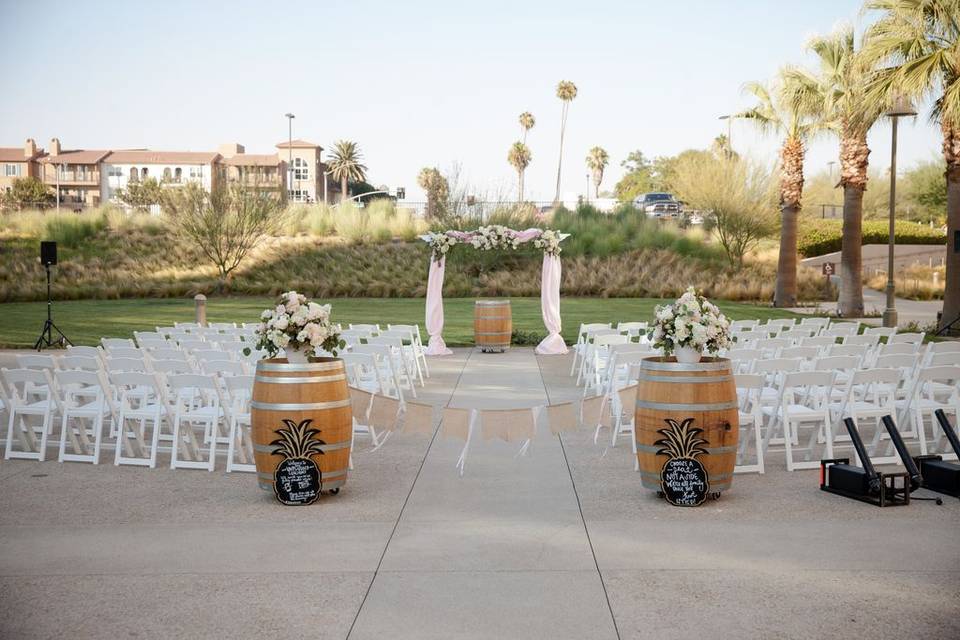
xmin=718 ymin=115 xmax=732 ymax=154
xmin=284 ymin=113 xmax=295 ymax=201
xmin=322 ymin=169 xmax=333 ymax=204
xmin=585 ymin=173 xmax=590 ymax=203
xmin=881 ymin=95 xmax=917 ymax=329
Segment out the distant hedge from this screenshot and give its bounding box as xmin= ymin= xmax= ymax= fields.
xmin=798 ymin=219 xmax=946 ymax=257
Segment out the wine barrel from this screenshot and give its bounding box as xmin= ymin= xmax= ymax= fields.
xmin=251 ymin=358 xmax=352 ymax=501
xmin=635 ymin=356 xmax=739 ymax=497
xmin=474 ymin=300 xmax=512 ymax=353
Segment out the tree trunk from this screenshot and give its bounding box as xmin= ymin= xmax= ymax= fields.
xmin=340 ymin=176 xmax=349 ymax=203
xmin=940 ymin=120 xmax=960 ymax=333
xmin=775 ymin=203 xmax=799 ymax=307
xmin=554 ymin=104 xmax=567 ymax=204
xmin=941 ymin=164 xmax=960 ymax=331
xmin=518 ymin=170 xmax=524 ymax=202
xmin=837 ymin=130 xmax=870 ymax=318
xmin=838 ymin=185 xmax=865 ymax=317
xmin=774 ymin=136 xmax=804 ymax=307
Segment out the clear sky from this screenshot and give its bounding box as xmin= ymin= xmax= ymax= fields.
xmin=0 ymin=0 xmax=942 ymax=201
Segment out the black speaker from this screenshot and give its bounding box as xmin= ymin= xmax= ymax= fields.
xmin=40 ymin=241 xmax=57 ymax=266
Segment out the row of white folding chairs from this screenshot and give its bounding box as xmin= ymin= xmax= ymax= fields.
xmin=342 ymin=324 xmax=429 ymax=386
xmin=1 ymin=367 xmax=256 ymax=472
xmin=570 ymin=323 xmax=650 ymax=384
xmin=727 ymin=341 xmax=960 ymax=375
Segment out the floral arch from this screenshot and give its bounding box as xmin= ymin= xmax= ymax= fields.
xmin=420 ymin=226 xmax=569 ymax=356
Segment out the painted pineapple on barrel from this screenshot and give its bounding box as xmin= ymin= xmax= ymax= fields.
xmin=655 ymin=417 xmax=710 ymax=506
xmin=270 ymin=419 xmax=326 ymax=506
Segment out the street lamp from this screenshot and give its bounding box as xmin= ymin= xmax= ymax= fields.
xmin=322 ymin=169 xmax=333 ymax=204
xmin=585 ymin=173 xmax=590 ymax=202
xmin=881 ymin=95 xmax=917 ymax=328
xmin=284 ymin=113 xmax=295 ymax=201
xmin=718 ymin=115 xmax=732 ymax=153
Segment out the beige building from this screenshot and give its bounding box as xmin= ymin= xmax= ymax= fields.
xmin=0 ymin=138 xmax=44 ymax=193
xmin=275 ymin=139 xmax=332 ymax=203
xmin=217 ymin=143 xmax=283 ymax=195
xmin=39 ymin=138 xmax=110 ymax=206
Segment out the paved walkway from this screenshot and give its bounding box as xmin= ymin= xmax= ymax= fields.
xmin=791 ymin=288 xmax=944 ymax=329
xmin=1 ymin=349 xmax=958 ymax=639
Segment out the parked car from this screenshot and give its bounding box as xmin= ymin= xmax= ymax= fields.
xmin=632 ymin=192 xmax=681 ymax=217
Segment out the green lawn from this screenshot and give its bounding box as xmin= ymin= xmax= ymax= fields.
xmin=0 ymin=297 xmax=804 ymax=348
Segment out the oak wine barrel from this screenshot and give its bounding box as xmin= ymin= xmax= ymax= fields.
xmin=474 ymin=300 xmax=512 ymax=353
xmin=251 ymin=358 xmax=352 ymax=503
xmin=635 ymin=356 xmax=738 ymax=500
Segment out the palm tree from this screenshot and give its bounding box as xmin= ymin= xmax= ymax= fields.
xmin=327 ymin=140 xmax=368 ymax=203
xmin=861 ymin=0 xmax=960 ymax=332
xmin=788 ymin=26 xmax=887 ymax=318
xmin=519 ymin=112 xmax=535 ymax=144
xmin=738 ymin=73 xmax=825 ymax=307
xmin=585 ymin=146 xmax=609 ymax=199
xmin=554 ymin=80 xmax=578 ymax=203
xmin=507 ymin=142 xmax=532 ymax=202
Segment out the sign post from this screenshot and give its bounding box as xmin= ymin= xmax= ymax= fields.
xmin=821 ymin=262 xmax=835 ymax=298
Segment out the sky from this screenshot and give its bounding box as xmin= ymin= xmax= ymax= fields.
xmin=0 ymin=0 xmax=944 ymax=202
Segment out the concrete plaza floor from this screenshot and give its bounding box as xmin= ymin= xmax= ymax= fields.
xmin=1 ymin=348 xmax=958 ymax=639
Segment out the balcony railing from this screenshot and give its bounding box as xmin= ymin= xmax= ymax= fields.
xmin=48 ymin=171 xmax=100 ymax=185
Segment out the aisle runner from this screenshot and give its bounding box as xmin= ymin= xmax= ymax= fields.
xmin=348 ymin=385 xmax=638 ymax=475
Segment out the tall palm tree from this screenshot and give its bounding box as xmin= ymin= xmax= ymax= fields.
xmin=327 ymin=140 xmax=368 ymax=203
xmin=738 ymin=73 xmax=825 ymax=307
xmin=507 ymin=142 xmax=532 ymax=202
xmin=554 ymin=80 xmax=578 ymax=203
xmin=519 ymin=112 xmax=535 ymax=144
xmin=585 ymin=146 xmax=609 ymax=199
xmin=862 ymin=0 xmax=960 ymax=332
xmin=788 ymin=26 xmax=887 ymax=317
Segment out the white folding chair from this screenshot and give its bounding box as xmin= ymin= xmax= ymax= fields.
xmin=725 ymin=348 xmax=761 ymax=374
xmin=380 ymin=329 xmax=424 ymax=386
xmin=55 ymin=370 xmax=110 ymax=464
xmin=888 ymin=332 xmax=924 ymax=346
xmin=763 ymin=318 xmax=797 ymax=335
xmin=209 ymin=322 xmax=237 ymax=331
xmin=66 ymin=345 xmax=105 ymax=362
xmin=351 ymin=345 xmax=406 ymax=401
xmin=616 ymin=322 xmax=648 ymax=340
xmin=779 ymin=327 xmax=817 ymax=344
xmin=800 ymin=335 xmax=838 ymax=354
xmin=922 ymin=341 xmax=960 ymax=366
xmin=730 ymin=319 xmax=759 ymax=333
xmin=863 ymin=326 xmax=896 ymax=340
xmin=754 ymin=338 xmax=792 ymax=359
xmin=3 ymin=368 xmax=59 ymax=461
xmin=102 ymin=337 xmax=136 ymax=350
xmin=734 ymin=373 xmax=764 ymax=474
xmin=16 ymin=354 xmax=56 ymax=371
xmin=779 ymin=346 xmax=820 ymax=370
xmin=57 ymin=355 xmax=102 ymax=372
xmin=110 ymin=371 xmax=168 ymax=468
xmin=367 ymin=337 xmax=417 ymax=398
xmin=830 ymin=368 xmax=901 ymax=463
xmin=201 ymin=360 xmax=247 ymax=378
xmin=570 ymin=323 xmax=613 ymax=376
xmin=799 ymin=317 xmax=830 ymax=332
xmin=897 ymin=366 xmax=960 ymax=456
xmin=387 ymin=323 xmax=430 ymax=379
xmin=225 ymin=375 xmax=255 ymax=473
xmin=349 ymin=323 xmax=381 ymax=335
xmin=167 ymin=374 xmax=223 ymax=471
xmin=584 ymin=334 xmax=630 ymax=397
xmin=105 ymin=347 xmax=142 ymax=360
xmin=105 ymin=357 xmax=149 ymax=374
xmin=762 ymin=370 xmax=835 ymax=471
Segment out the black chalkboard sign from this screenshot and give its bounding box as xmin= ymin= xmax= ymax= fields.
xmin=655 ymin=418 xmax=710 ymax=507
xmin=270 ymin=419 xmax=326 ymax=506
xmin=274 ymin=457 xmax=321 ymax=506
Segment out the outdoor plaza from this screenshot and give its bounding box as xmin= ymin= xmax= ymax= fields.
xmin=0 ymin=337 xmax=957 ymax=639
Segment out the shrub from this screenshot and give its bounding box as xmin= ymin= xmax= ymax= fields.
xmin=798 ymin=219 xmax=945 ymax=257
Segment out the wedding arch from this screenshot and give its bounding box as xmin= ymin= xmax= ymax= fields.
xmin=420 ymin=226 xmax=570 ymax=356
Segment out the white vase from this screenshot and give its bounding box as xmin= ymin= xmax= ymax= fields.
xmin=285 ymin=348 xmax=310 ymax=364
xmin=674 ymin=345 xmax=702 ymax=364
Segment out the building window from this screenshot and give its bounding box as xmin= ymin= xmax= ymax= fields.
xmin=4 ymin=164 xmax=22 ymax=177
xmin=293 ymin=158 xmax=308 ymax=180
xmin=108 ymin=167 xmax=122 ymax=177
xmin=162 ymin=168 xmax=172 ymax=182
xmin=189 ymin=167 xmax=201 ymax=179
xmin=129 ymin=167 xmax=139 ymax=183
xmin=141 ymin=167 xmax=149 ymax=180
xmin=174 ymin=167 xmax=182 ymax=183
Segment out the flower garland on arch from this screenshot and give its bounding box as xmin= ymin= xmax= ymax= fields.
xmin=422 ymin=226 xmax=567 ymax=262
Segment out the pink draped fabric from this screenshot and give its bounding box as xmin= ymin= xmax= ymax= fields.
xmin=425 ymin=257 xmax=453 ymax=356
xmin=514 ymin=228 xmax=542 ymax=242
xmin=535 ymin=254 xmax=567 ymax=355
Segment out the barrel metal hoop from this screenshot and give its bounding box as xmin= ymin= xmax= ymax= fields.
xmin=254 ymin=374 xmax=346 ymax=384
xmin=640 ymin=358 xmax=731 ymax=372
xmin=258 ymin=470 xmax=347 ymax=481
xmin=254 ymin=439 xmax=352 ymax=454
xmin=256 ymin=360 xmax=344 ymax=373
xmin=251 ymin=399 xmax=352 ymax=411
xmin=636 ymin=444 xmax=738 ymax=455
xmin=637 ymin=373 xmax=733 ymax=384
xmin=635 ymin=400 xmax=739 ymax=411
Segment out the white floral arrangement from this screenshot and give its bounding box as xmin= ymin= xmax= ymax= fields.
xmin=470 ymin=225 xmax=516 ymax=251
xmin=429 ymin=233 xmax=458 ymax=262
xmin=533 ymin=229 xmax=562 ymax=256
xmin=648 ymin=287 xmax=731 ymax=355
xmin=255 ymin=291 xmax=345 ymax=358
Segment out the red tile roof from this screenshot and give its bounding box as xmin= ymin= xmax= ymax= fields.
xmin=0 ymin=148 xmax=40 ymax=162
xmin=105 ymin=150 xmax=220 ymax=164
xmin=41 ymin=150 xmax=111 ymax=165
xmin=275 ymin=139 xmax=322 ymax=149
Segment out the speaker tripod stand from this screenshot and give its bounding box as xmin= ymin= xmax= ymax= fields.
xmin=34 ymin=263 xmax=71 ymax=351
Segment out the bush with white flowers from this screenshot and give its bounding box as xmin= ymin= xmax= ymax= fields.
xmin=470 ymin=225 xmax=516 ymax=251
xmin=648 ymin=287 xmax=731 ymax=355
xmin=255 ymin=291 xmax=345 ymax=358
